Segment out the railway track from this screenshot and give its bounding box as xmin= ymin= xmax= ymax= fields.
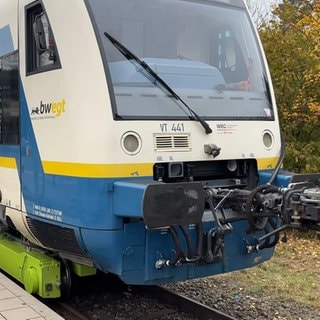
xmin=46 ymin=281 xmax=237 ymax=320
xmin=135 ymin=285 xmax=237 ymax=320
xmin=46 ymin=301 xmax=89 ymax=320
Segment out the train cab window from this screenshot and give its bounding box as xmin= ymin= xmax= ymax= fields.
xmin=26 ymin=2 xmax=60 ymax=74
xmin=214 ymin=29 xmax=248 ymax=85
xmin=0 ymin=52 xmax=19 ymax=145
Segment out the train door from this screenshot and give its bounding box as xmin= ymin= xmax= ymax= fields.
xmin=18 ymin=0 xmax=61 ymax=215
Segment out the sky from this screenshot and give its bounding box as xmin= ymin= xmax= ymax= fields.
xmin=245 ymin=0 xmax=282 ymax=26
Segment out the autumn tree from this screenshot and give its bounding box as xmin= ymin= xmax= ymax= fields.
xmin=259 ymin=0 xmax=320 ymax=173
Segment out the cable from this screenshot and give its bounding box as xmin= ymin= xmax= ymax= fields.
xmin=179 ymin=225 xmax=193 ymax=259
xmin=267 ymin=130 xmax=286 ymax=185
xmin=168 ymin=227 xmax=185 ymax=266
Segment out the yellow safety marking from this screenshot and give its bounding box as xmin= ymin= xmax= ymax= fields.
xmin=0 ymin=157 xmax=17 ymax=169
xmin=42 ymin=157 xmax=279 ymax=178
xmin=42 ymin=161 xmax=153 ymax=178
xmin=257 ymin=157 xmax=279 ymax=170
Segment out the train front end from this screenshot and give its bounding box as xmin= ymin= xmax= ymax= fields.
xmin=81 ymin=0 xmax=286 ymax=284
xmin=2 ymin=0 xmax=320 ymax=298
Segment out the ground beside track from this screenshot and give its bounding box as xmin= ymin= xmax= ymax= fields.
xmin=167 ymin=231 xmax=320 ymax=320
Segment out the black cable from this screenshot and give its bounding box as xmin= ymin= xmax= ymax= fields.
xmin=179 ymin=225 xmax=193 ymax=259
xmin=258 ymin=218 xmax=280 ymax=250
xmin=184 ymin=223 xmax=203 ymax=263
xmin=204 ymin=228 xmax=216 ymax=263
xmin=268 ymin=130 xmax=286 ymax=185
xmin=168 ymin=227 xmax=185 ymax=266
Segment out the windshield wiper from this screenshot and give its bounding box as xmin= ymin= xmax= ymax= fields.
xmin=104 ymin=31 xmax=212 ymax=134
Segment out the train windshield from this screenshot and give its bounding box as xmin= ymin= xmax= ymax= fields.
xmin=88 ymin=0 xmax=273 ymax=120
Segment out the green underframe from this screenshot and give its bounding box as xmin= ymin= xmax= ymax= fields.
xmin=0 ymin=234 xmax=61 ymax=298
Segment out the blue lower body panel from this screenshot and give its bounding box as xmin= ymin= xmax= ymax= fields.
xmin=80 ymin=219 xmax=274 ymax=285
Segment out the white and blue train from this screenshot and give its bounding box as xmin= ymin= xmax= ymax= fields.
xmin=0 ymin=0 xmax=319 ymax=298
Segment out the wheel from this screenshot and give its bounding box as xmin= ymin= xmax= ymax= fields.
xmin=59 ymin=258 xmax=72 ymax=300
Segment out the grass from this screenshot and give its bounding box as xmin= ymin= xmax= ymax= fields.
xmin=220 ymin=231 xmax=320 ymax=307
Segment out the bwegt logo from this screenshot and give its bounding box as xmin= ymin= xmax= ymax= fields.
xmin=31 ymin=99 xmax=66 ymax=117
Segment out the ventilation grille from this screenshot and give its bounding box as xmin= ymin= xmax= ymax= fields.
xmin=154 ymin=134 xmax=191 ymax=152
xmin=27 ymin=217 xmax=87 ymax=256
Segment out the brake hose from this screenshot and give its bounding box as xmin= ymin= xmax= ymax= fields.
xmin=168 ymin=227 xmax=185 ymax=266
xmin=246 ymin=131 xmax=286 ymax=231
xmin=267 ymin=130 xmax=286 ymax=185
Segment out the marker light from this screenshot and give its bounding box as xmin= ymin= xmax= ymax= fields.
xmin=121 ymin=131 xmax=142 ymax=155
xmin=262 ymin=130 xmax=274 ymax=150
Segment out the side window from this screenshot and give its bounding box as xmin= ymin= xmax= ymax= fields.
xmin=26 ymin=2 xmax=60 ymax=74
xmin=0 ymin=52 xmax=19 ymax=145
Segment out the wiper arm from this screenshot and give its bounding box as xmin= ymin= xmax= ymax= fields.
xmin=104 ymin=31 xmax=212 ymax=134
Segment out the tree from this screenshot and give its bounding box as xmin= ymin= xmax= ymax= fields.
xmin=259 ymin=0 xmax=320 ymax=173
xmin=245 ymin=0 xmax=271 ymax=27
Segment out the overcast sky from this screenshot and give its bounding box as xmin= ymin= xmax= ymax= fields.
xmin=245 ymin=0 xmax=282 ymax=26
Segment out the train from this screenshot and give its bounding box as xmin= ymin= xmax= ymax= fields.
xmin=0 ymin=0 xmax=319 ymax=299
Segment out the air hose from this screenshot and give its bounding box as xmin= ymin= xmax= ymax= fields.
xmin=182 ymin=224 xmax=203 ymax=263
xmin=258 ymin=218 xmax=280 ymax=250
xmin=267 ymin=131 xmax=286 ymax=185
xmin=168 ymin=226 xmax=185 ymax=266
xmin=246 ymin=131 xmax=286 ymax=231
xmin=167 ymin=224 xmax=204 ymax=265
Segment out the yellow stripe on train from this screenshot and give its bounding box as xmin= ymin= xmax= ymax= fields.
xmin=42 ymin=161 xmax=154 ymax=178
xmin=41 ymin=157 xmax=279 ymax=178
xmin=0 ymin=157 xmax=17 ymax=169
